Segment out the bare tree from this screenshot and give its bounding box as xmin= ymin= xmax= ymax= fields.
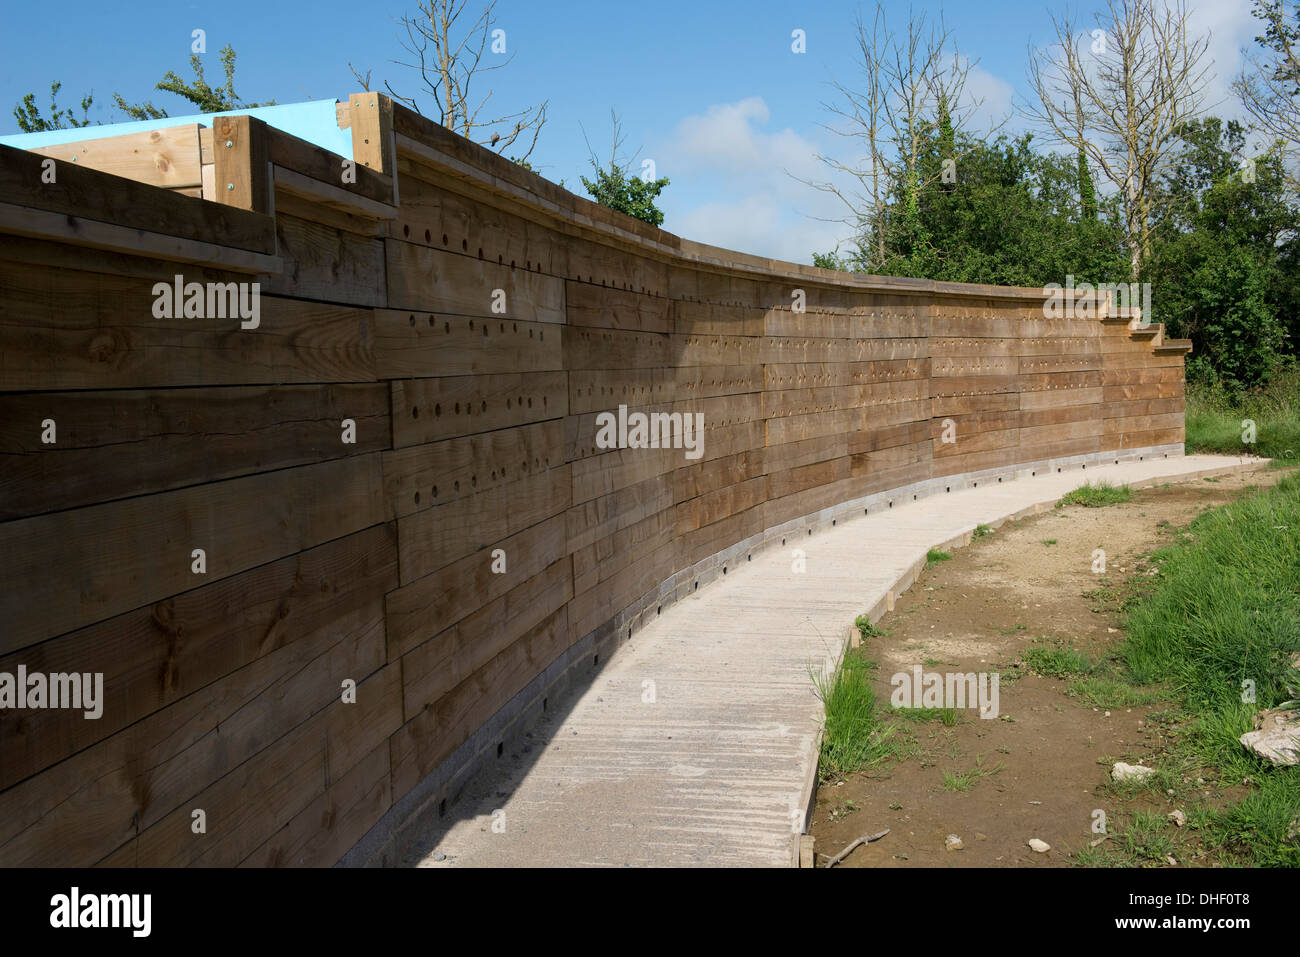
xmin=1235 ymin=0 xmax=1300 ymax=190
xmin=798 ymin=3 xmax=983 ymax=271
xmin=1025 ymin=0 xmax=1212 ymax=280
xmin=384 ymin=0 xmax=547 ymax=161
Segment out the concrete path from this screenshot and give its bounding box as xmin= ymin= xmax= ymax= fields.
xmin=410 ymin=453 xmax=1266 ymax=868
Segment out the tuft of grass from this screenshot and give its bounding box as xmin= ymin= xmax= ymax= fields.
xmin=853 ymin=614 xmax=884 ymax=642
xmin=973 ymin=523 xmax=993 ymax=540
xmin=1058 ymin=481 xmax=1133 ymax=508
xmin=891 ymin=706 xmax=959 ymax=726
xmin=1042 ymin=538 xmax=1058 ymax=546
xmin=1068 ymin=675 xmax=1163 ymax=709
xmin=812 ymin=646 xmax=902 ymax=781
xmin=1117 ymin=811 xmax=1177 ymax=864
xmin=1023 ymin=644 xmax=1093 ymax=678
xmin=941 ymin=755 xmax=1003 ymax=792
xmin=925 ymin=547 xmax=952 ymax=567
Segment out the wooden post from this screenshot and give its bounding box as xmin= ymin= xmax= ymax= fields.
xmin=212 ymin=115 xmax=272 ymax=214
xmin=348 ymin=93 xmax=397 ymax=202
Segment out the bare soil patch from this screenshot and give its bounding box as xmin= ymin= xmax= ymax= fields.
xmin=810 ymin=467 xmax=1281 ymax=867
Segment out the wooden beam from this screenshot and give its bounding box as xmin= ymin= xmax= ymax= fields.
xmin=28 ymin=125 xmax=204 ymax=189
xmin=0 ymin=143 xmax=274 ymax=255
xmin=0 ymin=202 xmax=280 ymax=274
xmin=211 ymin=115 xmax=272 ymax=214
xmin=349 ymin=93 xmax=397 ymax=204
xmin=272 ymin=164 xmax=396 ymax=221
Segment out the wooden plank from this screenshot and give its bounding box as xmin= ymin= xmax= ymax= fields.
xmin=0 ymin=260 xmax=377 ymax=391
xmin=374 ymin=308 xmax=562 ymax=380
xmin=567 ymin=282 xmax=672 ymax=333
xmin=400 ymin=558 xmax=572 ymax=719
xmin=385 ymin=512 xmax=566 ymax=658
xmin=267 ymin=212 xmax=386 ymax=307
xmin=389 ymin=606 xmax=570 ymax=799
xmin=0 ymin=524 xmax=397 ymax=792
xmin=390 ymin=371 xmax=567 ymax=447
xmin=385 ymin=238 xmax=564 ymax=320
xmin=0 ymin=453 xmax=387 ymax=653
xmin=383 ymin=419 xmax=563 ymax=520
xmin=239 ymin=739 xmax=390 ymax=867
xmin=564 ymin=325 xmax=670 ymax=369
xmin=273 ymin=165 xmax=397 ymax=221
xmin=0 ymin=601 xmax=390 ymax=866
xmin=0 ymin=143 xmax=273 ymax=255
xmin=266 ymin=124 xmax=393 ymax=206
xmin=211 ymin=115 xmax=272 ymax=214
xmin=396 ymin=463 xmax=570 ymax=583
xmin=28 ymin=125 xmax=203 ymax=189
xmin=99 ymin=663 xmax=401 ymax=867
xmin=0 ymin=384 xmax=389 ymax=520
xmin=0 ymin=202 xmax=280 ymax=275
xmin=349 ymin=93 xmax=397 ymax=177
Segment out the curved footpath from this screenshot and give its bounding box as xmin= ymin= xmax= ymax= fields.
xmin=403 ymin=453 xmax=1265 ymax=868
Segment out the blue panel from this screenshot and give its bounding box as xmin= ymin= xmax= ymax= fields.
xmin=0 ymin=99 xmax=353 ymax=160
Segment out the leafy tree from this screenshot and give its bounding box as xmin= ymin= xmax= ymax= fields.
xmin=1146 ymin=118 xmax=1297 ymax=390
xmin=816 ymin=124 xmax=1128 ymax=288
xmin=113 ymin=45 xmax=271 ymax=119
xmin=12 ymin=81 xmax=95 ymax=132
xmin=580 ymin=110 xmax=669 ymax=227
xmin=581 ymin=163 xmax=670 ymax=227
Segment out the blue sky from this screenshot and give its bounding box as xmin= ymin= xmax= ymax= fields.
xmin=0 ymin=0 xmax=1264 ymax=261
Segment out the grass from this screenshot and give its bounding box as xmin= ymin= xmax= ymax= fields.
xmin=1022 ymin=644 xmax=1093 ymax=678
xmin=891 ymin=706 xmax=960 ymax=726
xmin=1057 ymin=481 xmax=1133 ymax=508
xmin=853 ymin=614 xmax=884 ymax=642
xmin=811 ymin=646 xmax=904 ymax=781
xmin=973 ymin=523 xmax=993 ymax=540
xmin=941 ymin=755 xmax=1003 ymax=792
xmin=925 ymin=547 xmax=952 ymax=567
xmin=1042 ymin=538 xmax=1058 ymax=546
xmin=1068 ymin=675 xmax=1163 ymax=709
xmin=1111 ymin=473 xmax=1300 ymax=866
xmin=1184 ymin=369 xmax=1300 ymax=464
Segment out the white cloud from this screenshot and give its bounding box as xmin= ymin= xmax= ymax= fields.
xmin=658 ymin=96 xmax=852 ymax=262
xmin=1186 ymin=0 xmax=1259 ymax=120
xmin=964 ymin=64 xmax=1016 ymax=134
xmin=672 ymin=194 xmax=846 ymax=264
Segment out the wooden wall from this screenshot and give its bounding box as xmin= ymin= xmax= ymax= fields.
xmin=0 ymin=96 xmax=1189 ymax=866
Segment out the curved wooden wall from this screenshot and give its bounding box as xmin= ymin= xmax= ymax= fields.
xmin=0 ymin=95 xmax=1188 ymax=866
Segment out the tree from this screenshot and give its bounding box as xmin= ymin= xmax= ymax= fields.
xmin=579 ymin=111 xmax=669 ymax=227
xmin=114 ymin=45 xmax=271 ymax=119
xmin=1026 ymin=0 xmax=1212 ymax=280
xmin=801 ymin=3 xmax=987 ymax=273
xmin=12 ymin=81 xmax=94 ymax=132
xmin=1235 ymin=0 xmax=1300 ymax=191
xmin=383 ymin=0 xmax=547 ymax=162
xmin=1146 ymin=119 xmax=1297 ymax=390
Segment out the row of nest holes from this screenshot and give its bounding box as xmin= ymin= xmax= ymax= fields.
xmin=409 ymin=315 xmax=545 ymax=341
xmin=412 ymin=395 xmax=548 ymax=419
xmin=413 ymin=455 xmax=551 ymax=505
xmin=398 ymin=224 xmax=662 ymax=294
